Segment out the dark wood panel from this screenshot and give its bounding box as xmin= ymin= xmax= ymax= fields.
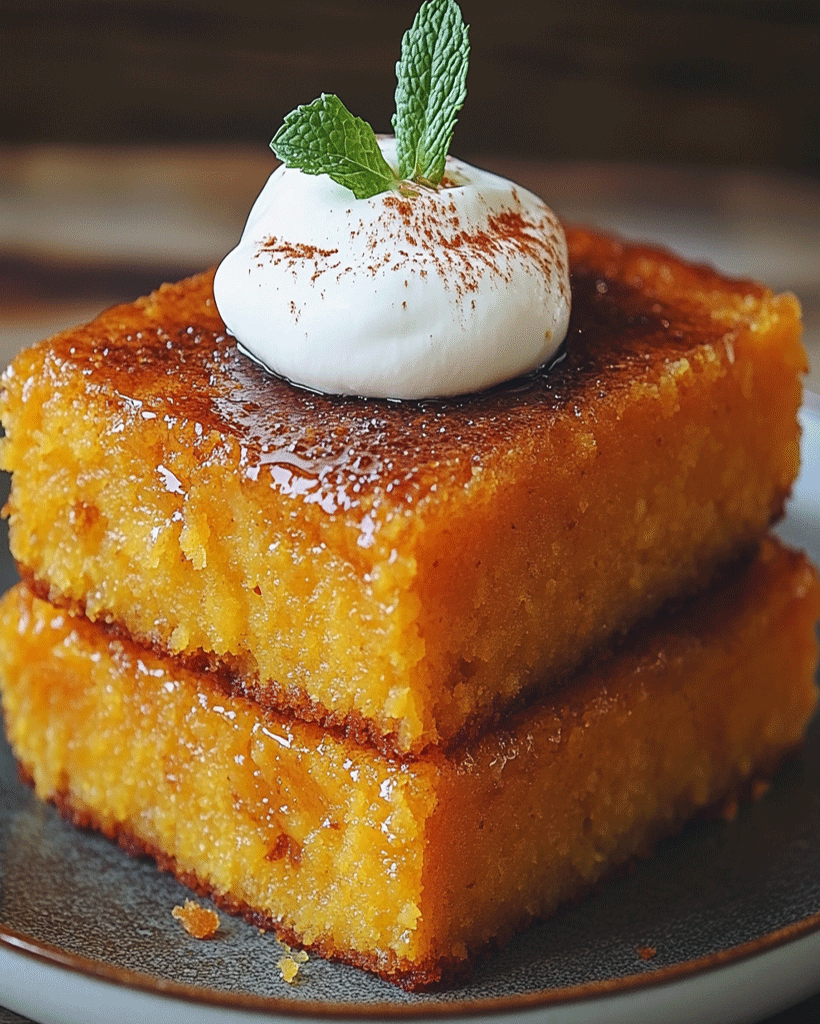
xmin=3 ymin=0 xmax=819 ymax=174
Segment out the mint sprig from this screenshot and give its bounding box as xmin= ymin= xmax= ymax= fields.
xmin=393 ymin=0 xmax=469 ymax=187
xmin=271 ymin=94 xmax=399 ymax=200
xmin=270 ymin=0 xmax=469 ymax=199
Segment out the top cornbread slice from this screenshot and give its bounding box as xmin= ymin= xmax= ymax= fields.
xmin=0 ymin=227 xmax=806 ymax=755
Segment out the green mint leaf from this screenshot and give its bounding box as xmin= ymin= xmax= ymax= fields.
xmin=393 ymin=0 xmax=469 ymax=186
xmin=271 ymin=94 xmax=398 ymax=200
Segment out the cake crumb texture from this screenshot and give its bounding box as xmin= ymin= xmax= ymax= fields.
xmin=172 ymin=898 xmax=219 ymax=939
xmin=277 ymin=943 xmax=309 ymax=984
xmin=0 ymin=536 xmax=816 ymax=989
xmin=0 ymin=228 xmax=807 ymax=755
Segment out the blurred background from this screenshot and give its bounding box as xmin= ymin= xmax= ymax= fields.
xmin=3 ymin=0 xmax=819 ymax=170
xmin=2 ymin=0 xmax=819 ymax=379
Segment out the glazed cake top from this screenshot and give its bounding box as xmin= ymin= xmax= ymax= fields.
xmin=5 ymin=226 xmax=784 ymax=523
xmin=1 ymin=224 xmax=806 ymax=755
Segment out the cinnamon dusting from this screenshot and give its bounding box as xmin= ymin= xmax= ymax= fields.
xmin=251 ymin=177 xmax=566 ymax=329
xmin=260 ymin=237 xmax=339 ymax=261
xmin=374 ymin=191 xmax=562 ymax=302
xmin=258 ymin=236 xmax=342 ymax=283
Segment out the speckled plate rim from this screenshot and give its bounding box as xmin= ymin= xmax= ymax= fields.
xmin=2 ymin=397 xmax=820 ymax=1024
xmin=3 ymin=910 xmax=820 ymax=1024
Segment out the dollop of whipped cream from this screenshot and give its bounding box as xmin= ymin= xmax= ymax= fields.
xmin=214 ymin=137 xmax=570 ymax=400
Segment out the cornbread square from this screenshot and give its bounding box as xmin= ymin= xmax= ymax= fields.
xmin=0 ymin=228 xmax=806 ymax=754
xmin=1 ymin=537 xmax=816 ymax=988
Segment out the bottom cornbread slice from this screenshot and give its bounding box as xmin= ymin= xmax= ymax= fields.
xmin=0 ymin=536 xmax=818 ymax=990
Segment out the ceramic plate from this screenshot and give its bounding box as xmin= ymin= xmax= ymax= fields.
xmin=2 ymin=401 xmax=820 ymax=1024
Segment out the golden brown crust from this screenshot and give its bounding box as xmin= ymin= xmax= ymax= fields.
xmin=3 ymin=228 xmax=792 ymax=499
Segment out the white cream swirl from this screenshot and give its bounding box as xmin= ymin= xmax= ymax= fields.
xmin=214 ymin=138 xmax=570 ymax=400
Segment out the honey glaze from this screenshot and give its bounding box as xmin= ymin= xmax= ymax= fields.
xmin=45 ymin=228 xmax=768 ymax=522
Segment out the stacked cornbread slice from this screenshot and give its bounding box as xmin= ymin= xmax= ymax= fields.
xmin=1 ymin=227 xmax=817 ymax=988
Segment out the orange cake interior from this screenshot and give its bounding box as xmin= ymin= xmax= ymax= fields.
xmin=0 ymin=227 xmax=807 ymax=756
xmin=1 ymin=537 xmax=817 ymax=990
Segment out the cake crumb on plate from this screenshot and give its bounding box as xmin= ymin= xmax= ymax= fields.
xmin=172 ymin=898 xmax=219 ymax=939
